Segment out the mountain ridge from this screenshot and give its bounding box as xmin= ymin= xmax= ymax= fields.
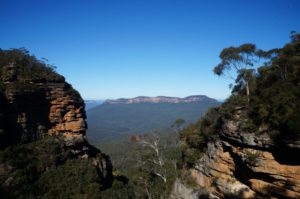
xmin=104 ymin=95 xmax=217 ymax=104
xmin=84 ymin=100 xmax=104 ymax=110
xmin=87 ymin=95 xmax=220 ymax=143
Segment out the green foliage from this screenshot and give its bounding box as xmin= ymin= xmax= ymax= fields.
xmin=130 ymin=134 xmax=180 ymax=198
xmin=244 ymin=150 xmax=261 ymax=166
xmin=249 ymin=34 xmax=300 ymax=141
xmin=100 ymin=180 xmax=135 ymax=199
xmin=290 ymin=31 xmax=300 ymax=43
xmin=214 ymin=43 xmax=257 ymax=75
xmin=213 ymin=94 xmax=248 ymax=122
xmin=0 ymin=136 xmax=132 ymax=199
xmin=94 ymin=130 xmax=181 ymax=199
xmin=213 ymin=43 xmax=269 ymax=103
xmin=36 ymin=159 xmax=103 ymax=199
xmin=180 ymin=108 xmax=221 ymax=166
xmin=180 ymin=33 xmax=300 ymax=168
xmin=242 ymin=119 xmax=257 ymax=132
xmin=216 ymin=33 xmax=300 ymax=142
xmin=0 ymin=48 xmax=64 ymax=83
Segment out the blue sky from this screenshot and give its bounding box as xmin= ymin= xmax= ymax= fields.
xmin=1 ymin=0 xmax=300 ymax=100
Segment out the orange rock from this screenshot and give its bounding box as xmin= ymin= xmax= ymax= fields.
xmin=189 ymin=141 xmax=300 ymax=198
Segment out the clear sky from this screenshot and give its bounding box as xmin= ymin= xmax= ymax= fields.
xmin=1 ymin=0 xmax=300 ymax=100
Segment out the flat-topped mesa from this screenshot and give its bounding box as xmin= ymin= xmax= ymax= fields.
xmin=105 ymin=95 xmax=216 ymax=104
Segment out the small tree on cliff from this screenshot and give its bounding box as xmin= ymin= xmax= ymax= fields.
xmin=213 ymin=43 xmax=266 ymax=103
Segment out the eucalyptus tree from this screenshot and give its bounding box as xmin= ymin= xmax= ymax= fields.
xmin=213 ymin=43 xmax=267 ymax=103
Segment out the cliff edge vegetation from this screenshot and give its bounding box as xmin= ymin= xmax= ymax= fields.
xmin=176 ymin=33 xmax=300 ymax=199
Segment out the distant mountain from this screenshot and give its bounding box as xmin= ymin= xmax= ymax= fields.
xmin=105 ymin=95 xmax=213 ymax=104
xmin=86 ymin=95 xmax=220 ymax=144
xmin=84 ymin=100 xmax=104 ymax=110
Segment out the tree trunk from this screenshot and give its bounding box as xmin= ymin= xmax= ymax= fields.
xmin=246 ymin=81 xmax=250 ymax=103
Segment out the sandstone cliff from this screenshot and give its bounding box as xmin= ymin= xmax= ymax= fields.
xmin=1 ymin=82 xmax=87 ymax=144
xmin=175 ymin=37 xmax=300 ymax=199
xmin=195 ymin=117 xmax=299 ymax=198
xmin=174 ymin=109 xmax=300 ymax=199
xmin=0 ymin=49 xmax=113 ymax=198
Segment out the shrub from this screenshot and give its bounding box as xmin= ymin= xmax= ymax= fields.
xmin=180 ymin=108 xmax=221 ymax=167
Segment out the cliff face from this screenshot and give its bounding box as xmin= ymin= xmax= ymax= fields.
xmin=176 ymin=108 xmax=300 ymax=199
xmin=0 ymin=49 xmax=113 ymax=197
xmin=190 ymin=117 xmax=300 ymax=198
xmin=1 ymin=82 xmax=86 ymax=145
xmin=0 ymin=79 xmax=112 ymax=177
xmin=0 ymin=52 xmax=88 ymax=146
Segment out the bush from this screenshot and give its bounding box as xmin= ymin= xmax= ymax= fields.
xmin=180 ymin=108 xmax=221 ymax=167
xmin=100 ymin=180 xmax=135 ymax=199
xmin=0 ymin=136 xmax=107 ymax=198
xmin=244 ymin=150 xmax=261 ymax=166
xmin=0 ymin=48 xmax=65 ymax=83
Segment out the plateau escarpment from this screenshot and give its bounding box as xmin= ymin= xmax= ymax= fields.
xmin=87 ymin=95 xmax=220 ymax=143
xmin=0 ymin=49 xmax=121 ymax=198
xmin=105 ymin=95 xmax=217 ymax=104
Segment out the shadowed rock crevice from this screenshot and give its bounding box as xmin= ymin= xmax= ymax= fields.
xmin=272 ymin=145 xmax=300 ymax=165
xmin=6 ymin=89 xmax=51 ymax=144
xmin=221 ymin=142 xmax=296 ymax=199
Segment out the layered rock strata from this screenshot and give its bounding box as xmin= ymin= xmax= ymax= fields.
xmin=182 ymin=118 xmax=300 ymax=198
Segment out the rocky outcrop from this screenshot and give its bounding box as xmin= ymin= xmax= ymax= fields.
xmin=47 ymin=83 xmax=86 ymax=136
xmin=0 ymin=60 xmax=113 ymax=189
xmin=0 ymin=80 xmax=113 ymax=184
xmin=0 ymin=82 xmax=87 ymax=146
xmin=182 ymin=118 xmax=300 ymax=199
xmin=105 ymin=95 xmax=217 ymax=104
xmin=170 ymin=180 xmax=203 ymax=199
